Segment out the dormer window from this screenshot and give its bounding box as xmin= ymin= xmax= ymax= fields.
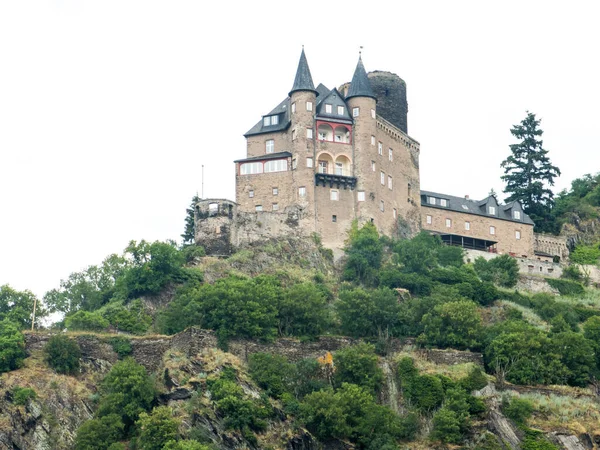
xmin=488 ymin=206 xmax=496 ymax=215
xmin=428 ymin=197 xmax=436 ymax=205
xmin=440 ymin=199 xmax=448 ymax=207
xmin=263 ymin=115 xmax=279 ymax=126
xmin=337 ymin=106 xmax=344 ymax=115
xmin=325 ymin=104 xmax=332 ymax=114
xmin=513 ymin=211 xmax=521 ymax=220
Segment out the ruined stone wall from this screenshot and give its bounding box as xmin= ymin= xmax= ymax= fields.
xmin=464 ymin=249 xmax=563 ymax=279
xmin=534 ymin=233 xmax=570 ymax=261
xmin=423 ymin=206 xmax=535 ymax=257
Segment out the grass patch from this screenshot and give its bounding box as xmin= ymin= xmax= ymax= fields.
xmin=393 ymin=351 xmax=488 ymax=382
xmin=555 ymin=288 xmax=600 ymax=309
xmin=496 ymin=300 xmax=550 ymax=330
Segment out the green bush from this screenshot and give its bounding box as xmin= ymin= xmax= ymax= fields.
xmin=107 ymin=337 xmax=132 ymax=358
xmin=75 ymin=414 xmax=125 ymax=450
xmin=378 ymin=269 xmax=433 ymax=296
xmin=98 ymin=358 xmax=155 ymax=427
xmin=101 ymin=300 xmax=152 ymax=335
xmin=522 ymin=429 xmax=559 ymax=450
xmin=459 ymin=366 xmax=488 ymax=392
xmin=561 ymin=265 xmax=583 ymax=282
xmin=501 ymin=396 xmax=533 ymax=425
xmin=333 ymin=343 xmax=383 ymax=394
xmin=545 ymin=278 xmax=585 ymax=296
xmin=136 ymin=406 xmax=179 ymax=450
xmin=65 ymin=310 xmax=109 ymax=332
xmin=474 ymin=255 xmax=519 ymax=288
xmin=343 ymin=222 xmax=383 ymax=285
xmin=0 ymin=319 xmax=27 ymax=373
xmin=420 ymin=300 xmax=483 ymax=350
xmin=336 ymin=287 xmax=401 ymax=338
xmin=44 ymin=335 xmax=82 ymax=375
xmin=163 ymin=441 xmax=210 ymax=450
xmin=277 ymin=282 xmax=330 ymax=338
xmin=248 ymin=353 xmax=295 ymax=398
xmin=430 ymin=407 xmax=462 ymax=444
xmin=12 ymin=387 xmax=37 ymax=405
xmin=404 ymin=373 xmax=444 ymax=411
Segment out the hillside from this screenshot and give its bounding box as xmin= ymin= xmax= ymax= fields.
xmin=1 ymin=229 xmax=600 ymax=449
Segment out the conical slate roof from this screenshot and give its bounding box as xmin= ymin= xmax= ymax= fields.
xmin=289 ymin=49 xmax=316 ymax=96
xmin=346 ymin=56 xmax=376 ymax=100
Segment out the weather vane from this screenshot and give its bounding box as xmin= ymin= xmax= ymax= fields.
xmin=359 ymin=45 xmax=363 ymax=56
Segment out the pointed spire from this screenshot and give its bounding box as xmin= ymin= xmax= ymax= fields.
xmin=346 ymin=54 xmax=376 ymax=100
xmin=289 ymin=47 xmax=316 ymax=96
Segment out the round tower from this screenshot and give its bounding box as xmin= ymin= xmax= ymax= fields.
xmin=368 ymin=71 xmax=408 ymax=134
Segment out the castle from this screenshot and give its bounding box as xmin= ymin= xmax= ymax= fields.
xmin=195 ymin=49 xmax=568 ymax=264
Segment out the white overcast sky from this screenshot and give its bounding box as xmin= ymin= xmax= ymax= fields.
xmin=1 ymin=1 xmax=599 ymax=298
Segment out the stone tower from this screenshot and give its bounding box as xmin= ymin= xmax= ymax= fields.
xmin=368 ymin=71 xmax=408 ymax=134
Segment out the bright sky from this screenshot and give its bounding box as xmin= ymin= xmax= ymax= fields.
xmin=1 ymin=1 xmax=599 ymax=298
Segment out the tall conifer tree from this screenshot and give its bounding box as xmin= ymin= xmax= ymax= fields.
xmin=501 ymin=112 xmax=560 ymax=231
xmin=181 ymin=195 xmax=200 ymax=245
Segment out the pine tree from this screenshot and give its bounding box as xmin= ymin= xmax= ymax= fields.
xmin=181 ymin=195 xmax=200 ymax=246
xmin=501 ymin=112 xmax=561 ymax=231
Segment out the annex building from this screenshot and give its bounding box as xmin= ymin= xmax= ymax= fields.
xmin=195 ymin=49 xmax=565 ymax=262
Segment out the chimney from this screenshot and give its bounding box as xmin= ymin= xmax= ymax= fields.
xmin=465 ymin=195 xmax=470 ymax=199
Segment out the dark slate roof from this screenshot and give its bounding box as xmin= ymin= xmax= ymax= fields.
xmin=420 ymin=190 xmax=535 ymax=225
xmin=346 ymin=56 xmax=376 ymax=100
xmin=234 ymin=151 xmax=292 ymax=164
xmin=315 ymin=83 xmax=330 ymax=101
xmin=315 ymin=88 xmax=353 ymax=123
xmin=289 ymin=49 xmax=317 ymax=96
xmin=244 ymin=97 xmax=291 ymax=137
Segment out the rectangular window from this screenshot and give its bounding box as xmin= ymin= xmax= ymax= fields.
xmin=255 ymin=205 xmax=263 ymax=212
xmin=306 ymin=157 xmax=313 ymax=168
xmin=240 ymin=162 xmax=263 ymax=175
xmin=440 ymin=199 xmax=448 ymax=207
xmin=337 ymin=106 xmax=344 ymax=115
xmin=429 ymin=197 xmax=436 ymax=205
xmin=318 ymin=160 xmax=328 ymax=174
xmin=490 ymin=226 xmax=496 ymax=235
xmin=380 ymin=200 xmax=385 ymax=212
xmin=446 ymin=218 xmax=452 ymax=228
xmin=271 ymin=115 xmax=279 ymax=125
xmin=380 ymin=171 xmax=385 ymax=185
xmin=513 ymin=211 xmax=521 ymax=220
xmin=378 ymin=142 xmax=383 ymax=155
xmin=371 ymin=135 xmax=375 ymax=145
xmin=358 ymin=191 xmax=365 ymax=201
xmin=325 ymin=104 xmax=332 ymax=114
xmin=516 ymin=230 xmax=521 ymax=240
xmin=465 ymin=221 xmax=471 ymax=230
xmin=335 ymin=162 xmax=343 ymax=175
xmin=272 ymin=203 xmax=279 ymax=211
xmin=292 ymin=129 xmax=297 ymax=141
xmin=291 ymin=102 xmax=296 ymax=113
xmin=371 ymin=109 xmax=376 ymax=119
xmin=489 ymin=206 xmax=496 ymax=215
xmin=263 ymin=159 xmax=287 ymax=173
xmin=389 ymin=148 xmax=393 ymax=161
xmin=426 ymin=215 xmax=432 ymax=225
xmin=263 ymin=116 xmax=271 ymax=126
xmin=292 ymin=158 xmax=297 ymax=170
xmin=388 ymin=175 xmax=393 ymax=190
xmin=307 ymin=128 xmax=313 ymax=139
xmin=330 ymin=190 xmax=339 ymax=201
xmin=353 ymin=107 xmax=359 ymax=117
xmin=393 ymin=208 xmax=397 ymax=219
xmin=306 ymin=101 xmax=313 ymax=111
xmin=298 ymin=186 xmax=306 ymax=197
xmin=371 ymin=161 xmax=376 ymax=171
xmin=408 ymin=183 xmax=412 ymax=197
xmin=272 ymin=187 xmax=278 ymax=195
xmin=249 ymin=190 xmax=254 ymax=198
xmin=332 ymin=215 xmax=337 ymax=222
xmin=265 ymin=139 xmax=274 ymax=153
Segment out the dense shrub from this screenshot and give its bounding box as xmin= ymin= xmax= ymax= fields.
xmin=393 ymin=232 xmax=441 ymax=274
xmin=333 ymin=343 xmax=383 ymax=394
xmin=101 ymin=300 xmax=152 ymax=335
xmin=459 ymin=366 xmax=489 ymax=393
xmin=75 ymin=414 xmax=125 ymax=450
xmin=163 ymin=441 xmax=210 ymax=450
xmin=550 ymin=331 xmax=596 ymax=386
xmin=248 ymin=353 xmax=295 ymax=398
xmin=276 ymin=282 xmax=330 ymax=338
xmin=430 ymin=407 xmax=462 ymax=444
xmin=65 ymin=310 xmax=109 ymax=332
xmin=420 ymin=300 xmax=483 ymax=350
xmin=107 ymin=337 xmax=132 ymax=358
xmin=501 ymin=396 xmax=533 ymax=425
xmin=343 ymin=222 xmax=383 ymax=285
xmin=136 ymin=406 xmax=179 ymax=450
xmin=336 ymin=287 xmax=401 ymax=338
xmin=545 ymin=278 xmax=585 ymax=296
xmin=561 ymin=265 xmax=583 ymax=282
xmin=378 ymin=269 xmax=433 ymax=296
xmin=44 ymin=335 xmax=82 ymax=375
xmin=473 ymin=255 xmax=519 ymax=288
xmin=521 ymin=429 xmax=560 ymax=450
xmin=98 ymin=358 xmax=155 ymax=427
xmin=0 ymin=319 xmax=27 ymax=373
xmin=12 ymin=387 xmax=37 ymax=405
